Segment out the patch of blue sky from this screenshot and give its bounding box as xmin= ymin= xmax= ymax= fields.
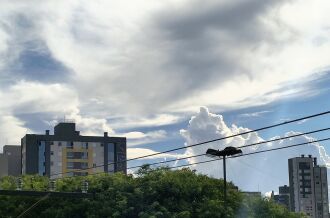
xmin=129 ymin=71 xmax=330 ymax=160
xmin=6 ymin=41 xmax=72 ymax=84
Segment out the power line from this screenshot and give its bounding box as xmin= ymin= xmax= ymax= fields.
xmin=52 ymin=126 xmax=328 ymax=178
xmin=50 ymin=110 xmax=330 ymax=178
xmin=234 ymin=159 xmax=287 ymax=184
xmin=125 ymin=127 xmax=330 ymax=170
xmin=167 ymin=137 xmax=330 ymax=170
xmin=16 ymin=193 xmax=50 ymax=218
xmin=58 ymin=133 xmax=330 ymax=180
xmin=66 ymin=128 xmax=330 ymax=178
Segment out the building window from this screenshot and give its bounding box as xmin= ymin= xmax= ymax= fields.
xmin=67 ymin=162 xmax=74 ymax=169
xmin=67 ymin=141 xmax=74 ymax=148
xmin=108 ymin=143 xmax=115 ymax=172
xmin=67 ymin=152 xmax=74 ymax=159
xmin=50 ymin=151 xmax=54 ymax=155
xmin=38 ymin=141 xmax=46 ymax=176
xmin=81 ymin=162 xmax=88 ymax=169
xmin=81 ymin=152 xmax=88 ymax=159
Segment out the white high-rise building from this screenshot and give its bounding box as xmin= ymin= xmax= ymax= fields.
xmin=288 ymin=155 xmax=329 ymax=218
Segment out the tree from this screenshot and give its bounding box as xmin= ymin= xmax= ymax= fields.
xmin=0 ymin=168 xmax=304 ymax=218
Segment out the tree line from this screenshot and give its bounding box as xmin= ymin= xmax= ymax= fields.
xmin=0 ymin=166 xmax=305 ymax=218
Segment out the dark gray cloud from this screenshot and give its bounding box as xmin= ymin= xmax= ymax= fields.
xmin=0 ymin=13 xmax=72 ymax=85
xmin=104 ymin=0 xmax=290 ymax=112
xmin=152 ymin=0 xmax=286 ymax=85
xmin=8 ymin=41 xmax=72 ymax=83
xmin=157 ymin=0 xmax=281 ymax=41
xmin=14 ymin=112 xmax=54 ymax=134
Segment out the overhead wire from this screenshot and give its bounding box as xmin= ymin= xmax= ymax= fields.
xmin=125 ymin=127 xmax=330 ymax=170
xmin=54 ymin=129 xmax=330 ymax=180
xmin=49 ymin=110 xmax=330 ymax=178
xmin=166 ymin=137 xmax=330 ymax=170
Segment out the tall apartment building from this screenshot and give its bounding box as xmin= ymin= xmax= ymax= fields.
xmin=288 ymin=155 xmax=329 ymax=218
xmin=0 ymin=145 xmax=21 ymax=177
xmin=313 ymin=165 xmax=329 ymax=218
xmin=272 ymin=185 xmax=290 ymax=210
xmin=21 ymin=122 xmax=126 ymax=178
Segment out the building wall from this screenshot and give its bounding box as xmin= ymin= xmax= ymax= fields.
xmin=3 ymin=145 xmax=21 ymax=176
xmin=289 ymin=156 xmax=329 ymax=218
xmin=0 ymin=145 xmax=21 ymax=178
xmin=22 ymin=123 xmax=127 ymax=178
xmin=92 ymin=142 xmax=105 ymax=173
xmin=22 ymin=135 xmax=39 ymax=175
xmin=274 ymin=185 xmax=290 ymax=210
xmin=0 ymin=154 xmax=8 ymax=178
xmin=313 ymin=166 xmax=329 ymax=218
xmin=50 ymin=141 xmax=62 ymax=178
xmin=288 ymin=156 xmax=315 ymax=217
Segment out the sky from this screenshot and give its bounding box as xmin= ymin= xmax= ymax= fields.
xmin=1 ymin=0 xmax=330 ymax=194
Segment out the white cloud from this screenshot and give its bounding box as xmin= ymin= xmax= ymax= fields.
xmin=239 ymin=110 xmax=273 ymax=118
xmin=180 ymin=107 xmax=330 ymax=193
xmin=1 ymin=0 xmax=329 ymax=117
xmin=0 ymin=28 xmax=9 ymax=69
xmin=0 ymin=115 xmax=28 ymax=151
xmin=124 ymin=130 xmax=168 ymax=146
xmin=68 ymin=113 xmax=114 ymax=136
xmin=297 ymin=118 xmax=309 ymax=125
xmin=0 ymin=81 xmax=78 ymax=114
xmin=0 ymin=0 xmax=330 ymax=142
xmin=122 ymin=131 xmax=147 ymax=139
xmin=0 ymin=81 xmax=79 ymax=147
xmin=109 ymin=114 xmax=182 ymax=130
xmin=127 ymin=147 xmax=184 ymax=160
xmin=264 ymin=191 xmax=274 ymax=198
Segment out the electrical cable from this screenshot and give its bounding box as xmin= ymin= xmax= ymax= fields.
xmin=55 ymin=134 xmax=330 ymax=180
xmin=118 ymin=127 xmax=330 ymax=170
xmin=166 ymin=137 xmax=330 ymax=170
xmin=49 ymin=110 xmax=330 ymax=177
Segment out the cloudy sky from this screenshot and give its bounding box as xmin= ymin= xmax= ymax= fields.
xmin=1 ymin=0 xmax=330 ymax=194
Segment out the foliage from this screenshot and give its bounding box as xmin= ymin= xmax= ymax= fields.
xmin=236 ymin=196 xmax=306 ymax=218
xmin=0 ymin=167 xmax=303 ymax=218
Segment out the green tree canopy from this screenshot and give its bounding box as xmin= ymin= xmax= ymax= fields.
xmin=0 ymin=167 xmax=304 ymax=218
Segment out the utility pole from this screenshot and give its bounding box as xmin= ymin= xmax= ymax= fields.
xmin=223 ymin=155 xmax=227 ymax=214
xmin=206 ymin=146 xmax=242 ymax=217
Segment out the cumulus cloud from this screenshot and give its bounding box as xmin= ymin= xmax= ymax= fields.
xmin=0 ymin=0 xmax=330 ymax=145
xmin=180 ymin=107 xmax=330 ymax=193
